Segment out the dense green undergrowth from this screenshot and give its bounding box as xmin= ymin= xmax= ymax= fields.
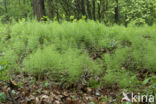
xmin=0 ymin=20 xmax=156 ymax=90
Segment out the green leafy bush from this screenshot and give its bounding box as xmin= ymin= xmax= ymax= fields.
xmin=0 ymin=92 xmax=6 ymax=103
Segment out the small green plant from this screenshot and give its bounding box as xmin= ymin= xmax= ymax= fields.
xmin=143 ymin=76 xmax=156 ymax=94
xmin=101 ymin=95 xmax=112 ymax=103
xmin=0 ymin=61 xmax=8 ymax=81
xmin=70 ymin=16 xmax=74 ymax=20
xmin=0 ymin=92 xmax=6 ymax=103
xmin=44 ymin=80 xmax=49 ymax=88
xmin=40 ymin=16 xmax=50 ymax=22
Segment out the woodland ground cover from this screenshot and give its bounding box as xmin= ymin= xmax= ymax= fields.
xmin=0 ymin=20 xmax=156 ymax=103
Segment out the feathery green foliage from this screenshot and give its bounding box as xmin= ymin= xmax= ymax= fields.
xmin=0 ymin=20 xmax=156 ymax=88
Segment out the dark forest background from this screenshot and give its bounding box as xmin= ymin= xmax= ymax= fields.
xmin=0 ymin=0 xmax=156 ymax=25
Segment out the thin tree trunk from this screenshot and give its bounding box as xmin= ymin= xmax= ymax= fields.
xmin=86 ymin=0 xmax=91 ymax=19
xmin=4 ymin=0 xmax=9 ymax=20
xmin=75 ymin=0 xmax=81 ymax=19
xmin=92 ymin=0 xmax=96 ymax=20
xmin=4 ymin=0 xmax=7 ymax=13
xmin=115 ymin=0 xmax=119 ymax=23
xmin=101 ymin=0 xmax=105 ymax=21
xmin=81 ymin=0 xmax=85 ymax=16
xmin=98 ymin=0 xmax=102 ymax=21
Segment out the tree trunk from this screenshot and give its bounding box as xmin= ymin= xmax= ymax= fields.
xmin=33 ymin=0 xmax=46 ymax=21
xmin=92 ymin=0 xmax=96 ymax=20
xmin=4 ymin=0 xmax=9 ymax=20
xmin=115 ymin=0 xmax=119 ymax=23
xmin=81 ymin=0 xmax=85 ymax=16
xmin=98 ymin=0 xmax=102 ymax=21
xmin=4 ymin=0 xmax=7 ymax=13
xmin=75 ymin=0 xmax=81 ymax=19
xmin=86 ymin=0 xmax=91 ymax=19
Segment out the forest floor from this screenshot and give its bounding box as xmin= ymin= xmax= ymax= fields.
xmin=0 ymin=72 xmax=123 ymax=104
